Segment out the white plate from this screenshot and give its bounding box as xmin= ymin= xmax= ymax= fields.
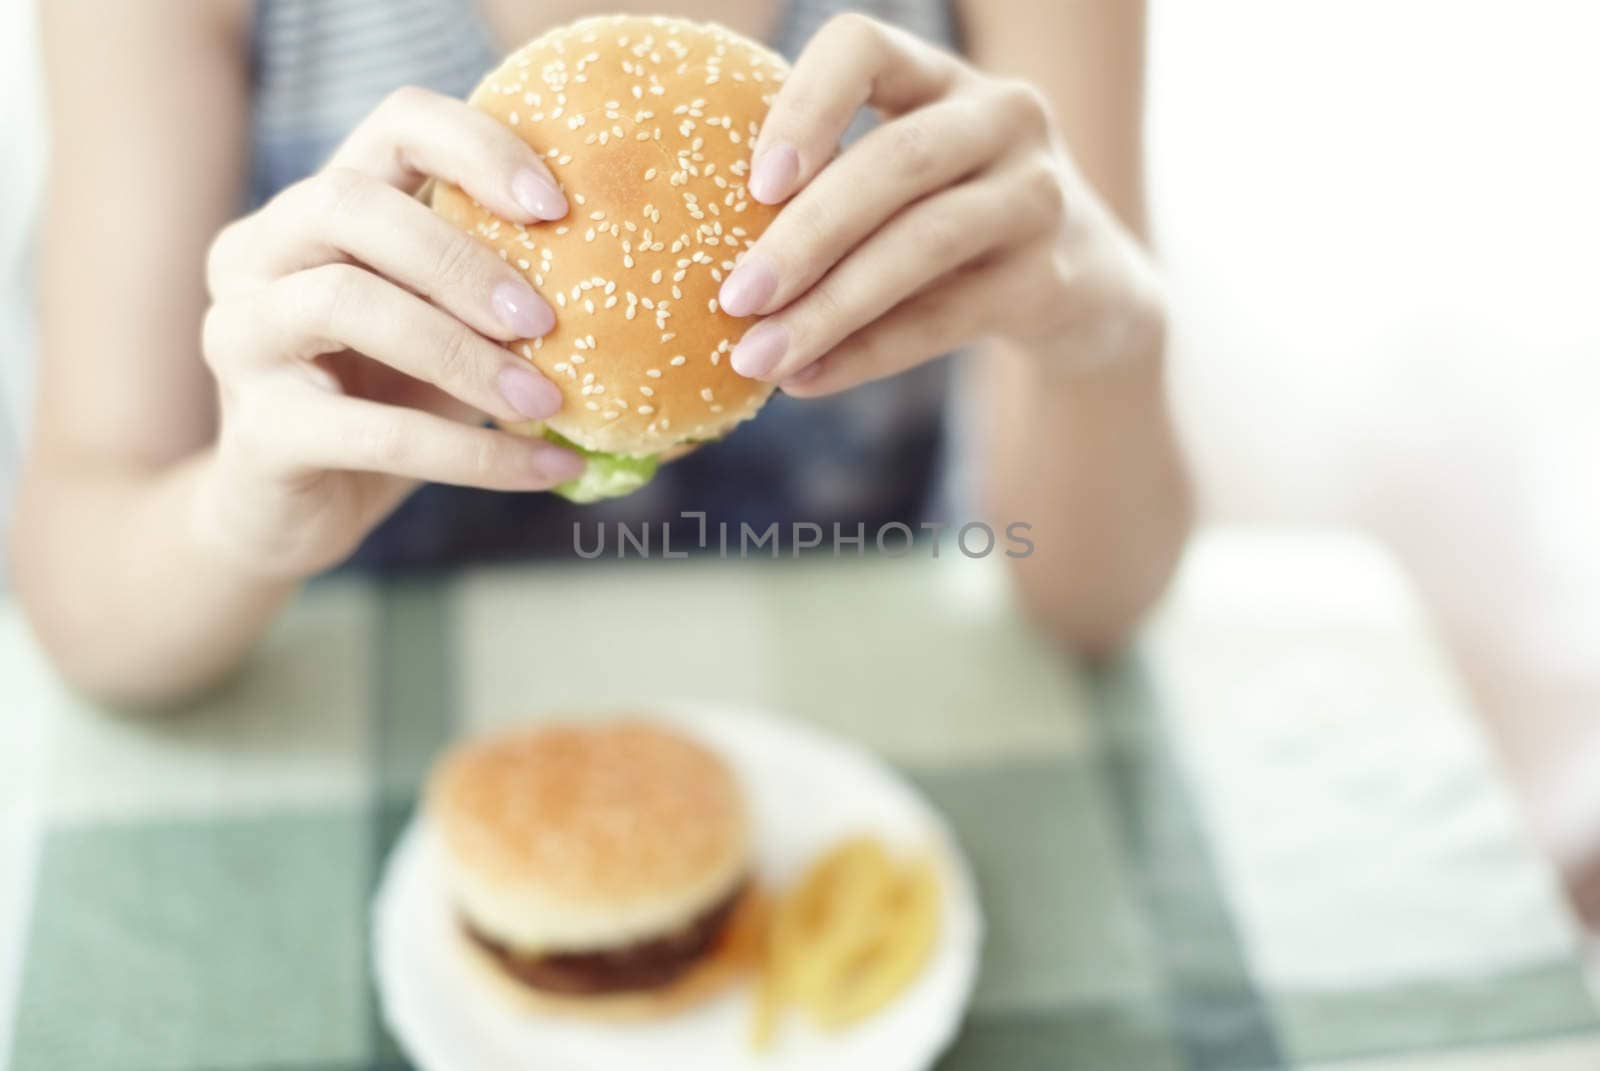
xmin=372 ymin=703 xmax=983 ymax=1071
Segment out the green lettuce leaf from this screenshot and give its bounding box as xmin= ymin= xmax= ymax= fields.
xmin=539 ymin=427 xmax=659 ymax=503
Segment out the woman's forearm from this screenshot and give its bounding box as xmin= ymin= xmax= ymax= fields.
xmin=976 ymin=327 xmax=1193 ymax=658
xmin=11 ymin=449 xmax=299 ymax=708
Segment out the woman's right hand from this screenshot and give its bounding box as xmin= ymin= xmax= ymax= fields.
xmin=194 ymin=86 xmax=584 ymax=579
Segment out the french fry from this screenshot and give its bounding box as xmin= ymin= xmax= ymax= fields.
xmin=750 ymin=838 xmax=943 ymax=1049
xmin=816 ymin=858 xmax=941 ymax=1027
xmin=750 ymin=904 xmax=783 ymax=1050
xmin=786 ymin=840 xmax=894 ymax=1013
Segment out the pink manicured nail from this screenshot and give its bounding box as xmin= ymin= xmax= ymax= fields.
xmin=748 ymin=144 xmax=799 ymax=204
xmin=534 ymin=446 xmax=586 ymax=483
xmin=497 ymin=365 xmax=563 ymax=419
xmin=718 ymin=253 xmax=779 ymax=318
xmin=731 ymin=320 xmax=789 ymax=379
xmin=511 ymin=169 xmax=568 ymax=220
xmin=492 ymin=281 xmax=554 ymax=338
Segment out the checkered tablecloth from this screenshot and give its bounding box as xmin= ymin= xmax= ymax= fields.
xmin=2 ymin=532 xmax=1597 ymax=1070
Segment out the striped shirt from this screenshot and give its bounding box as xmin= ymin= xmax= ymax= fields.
xmin=249 ymin=0 xmax=962 ymax=568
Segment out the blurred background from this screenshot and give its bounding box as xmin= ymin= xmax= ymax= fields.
xmin=1145 ymin=0 xmax=1600 ymax=912
xmin=1 ymin=0 xmax=1596 ymax=926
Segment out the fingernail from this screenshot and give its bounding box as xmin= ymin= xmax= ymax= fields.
xmin=492 ymin=281 xmax=555 ymax=338
xmin=511 ymin=169 xmax=568 ymax=220
xmin=498 ymin=365 xmax=563 ymax=420
xmin=730 ymin=320 xmax=788 ymax=379
xmin=748 ymin=144 xmax=799 ymax=204
xmin=535 ymin=447 xmax=587 ymax=483
xmin=718 ymin=253 xmax=779 ymax=318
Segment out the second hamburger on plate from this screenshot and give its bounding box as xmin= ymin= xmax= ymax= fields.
xmin=427 ymin=719 xmax=764 ymax=1019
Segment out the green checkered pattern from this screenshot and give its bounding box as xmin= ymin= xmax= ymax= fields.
xmin=5 ymin=553 xmax=1598 ymax=1071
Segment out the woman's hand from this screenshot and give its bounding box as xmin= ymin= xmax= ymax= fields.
xmin=196 ymin=86 xmax=585 ymax=578
xmin=718 ymin=13 xmax=1163 ymax=394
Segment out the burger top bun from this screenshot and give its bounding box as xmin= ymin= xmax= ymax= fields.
xmin=426 ymin=720 xmax=750 ymax=954
xmin=433 ymin=15 xmax=788 ymax=457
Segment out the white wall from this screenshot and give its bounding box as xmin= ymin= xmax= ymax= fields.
xmin=1149 ymin=0 xmax=1600 ymax=865
xmin=0 ymin=0 xmax=45 ymax=576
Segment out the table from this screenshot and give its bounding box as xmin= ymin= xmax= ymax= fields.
xmin=2 ymin=530 xmax=1596 ymax=1070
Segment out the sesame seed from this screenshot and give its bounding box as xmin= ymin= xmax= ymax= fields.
xmin=639 ymin=385 xmax=654 ymax=396
xmin=670 ymin=355 xmax=686 ymax=366
xmin=638 ymin=404 xmax=655 ymax=414
xmin=700 ymin=388 xmax=714 ymax=401
xmin=646 ymin=368 xmax=661 ymax=377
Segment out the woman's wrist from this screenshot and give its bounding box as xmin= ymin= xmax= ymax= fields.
xmin=183 ymin=449 xmax=315 ymax=588
xmin=1005 ymin=261 xmax=1168 ymax=388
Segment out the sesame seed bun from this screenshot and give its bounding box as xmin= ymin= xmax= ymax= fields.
xmin=433 ymin=15 xmax=788 ymax=456
xmin=456 ymin=885 xmax=768 ymax=1022
xmin=426 ymin=720 xmax=750 ymax=956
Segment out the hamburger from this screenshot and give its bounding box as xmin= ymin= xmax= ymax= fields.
xmin=433 ymin=16 xmax=790 ymax=502
xmin=426 ymin=719 xmax=759 ymax=1019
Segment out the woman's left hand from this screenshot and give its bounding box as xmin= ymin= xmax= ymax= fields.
xmin=719 ymin=12 xmax=1162 ymax=394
